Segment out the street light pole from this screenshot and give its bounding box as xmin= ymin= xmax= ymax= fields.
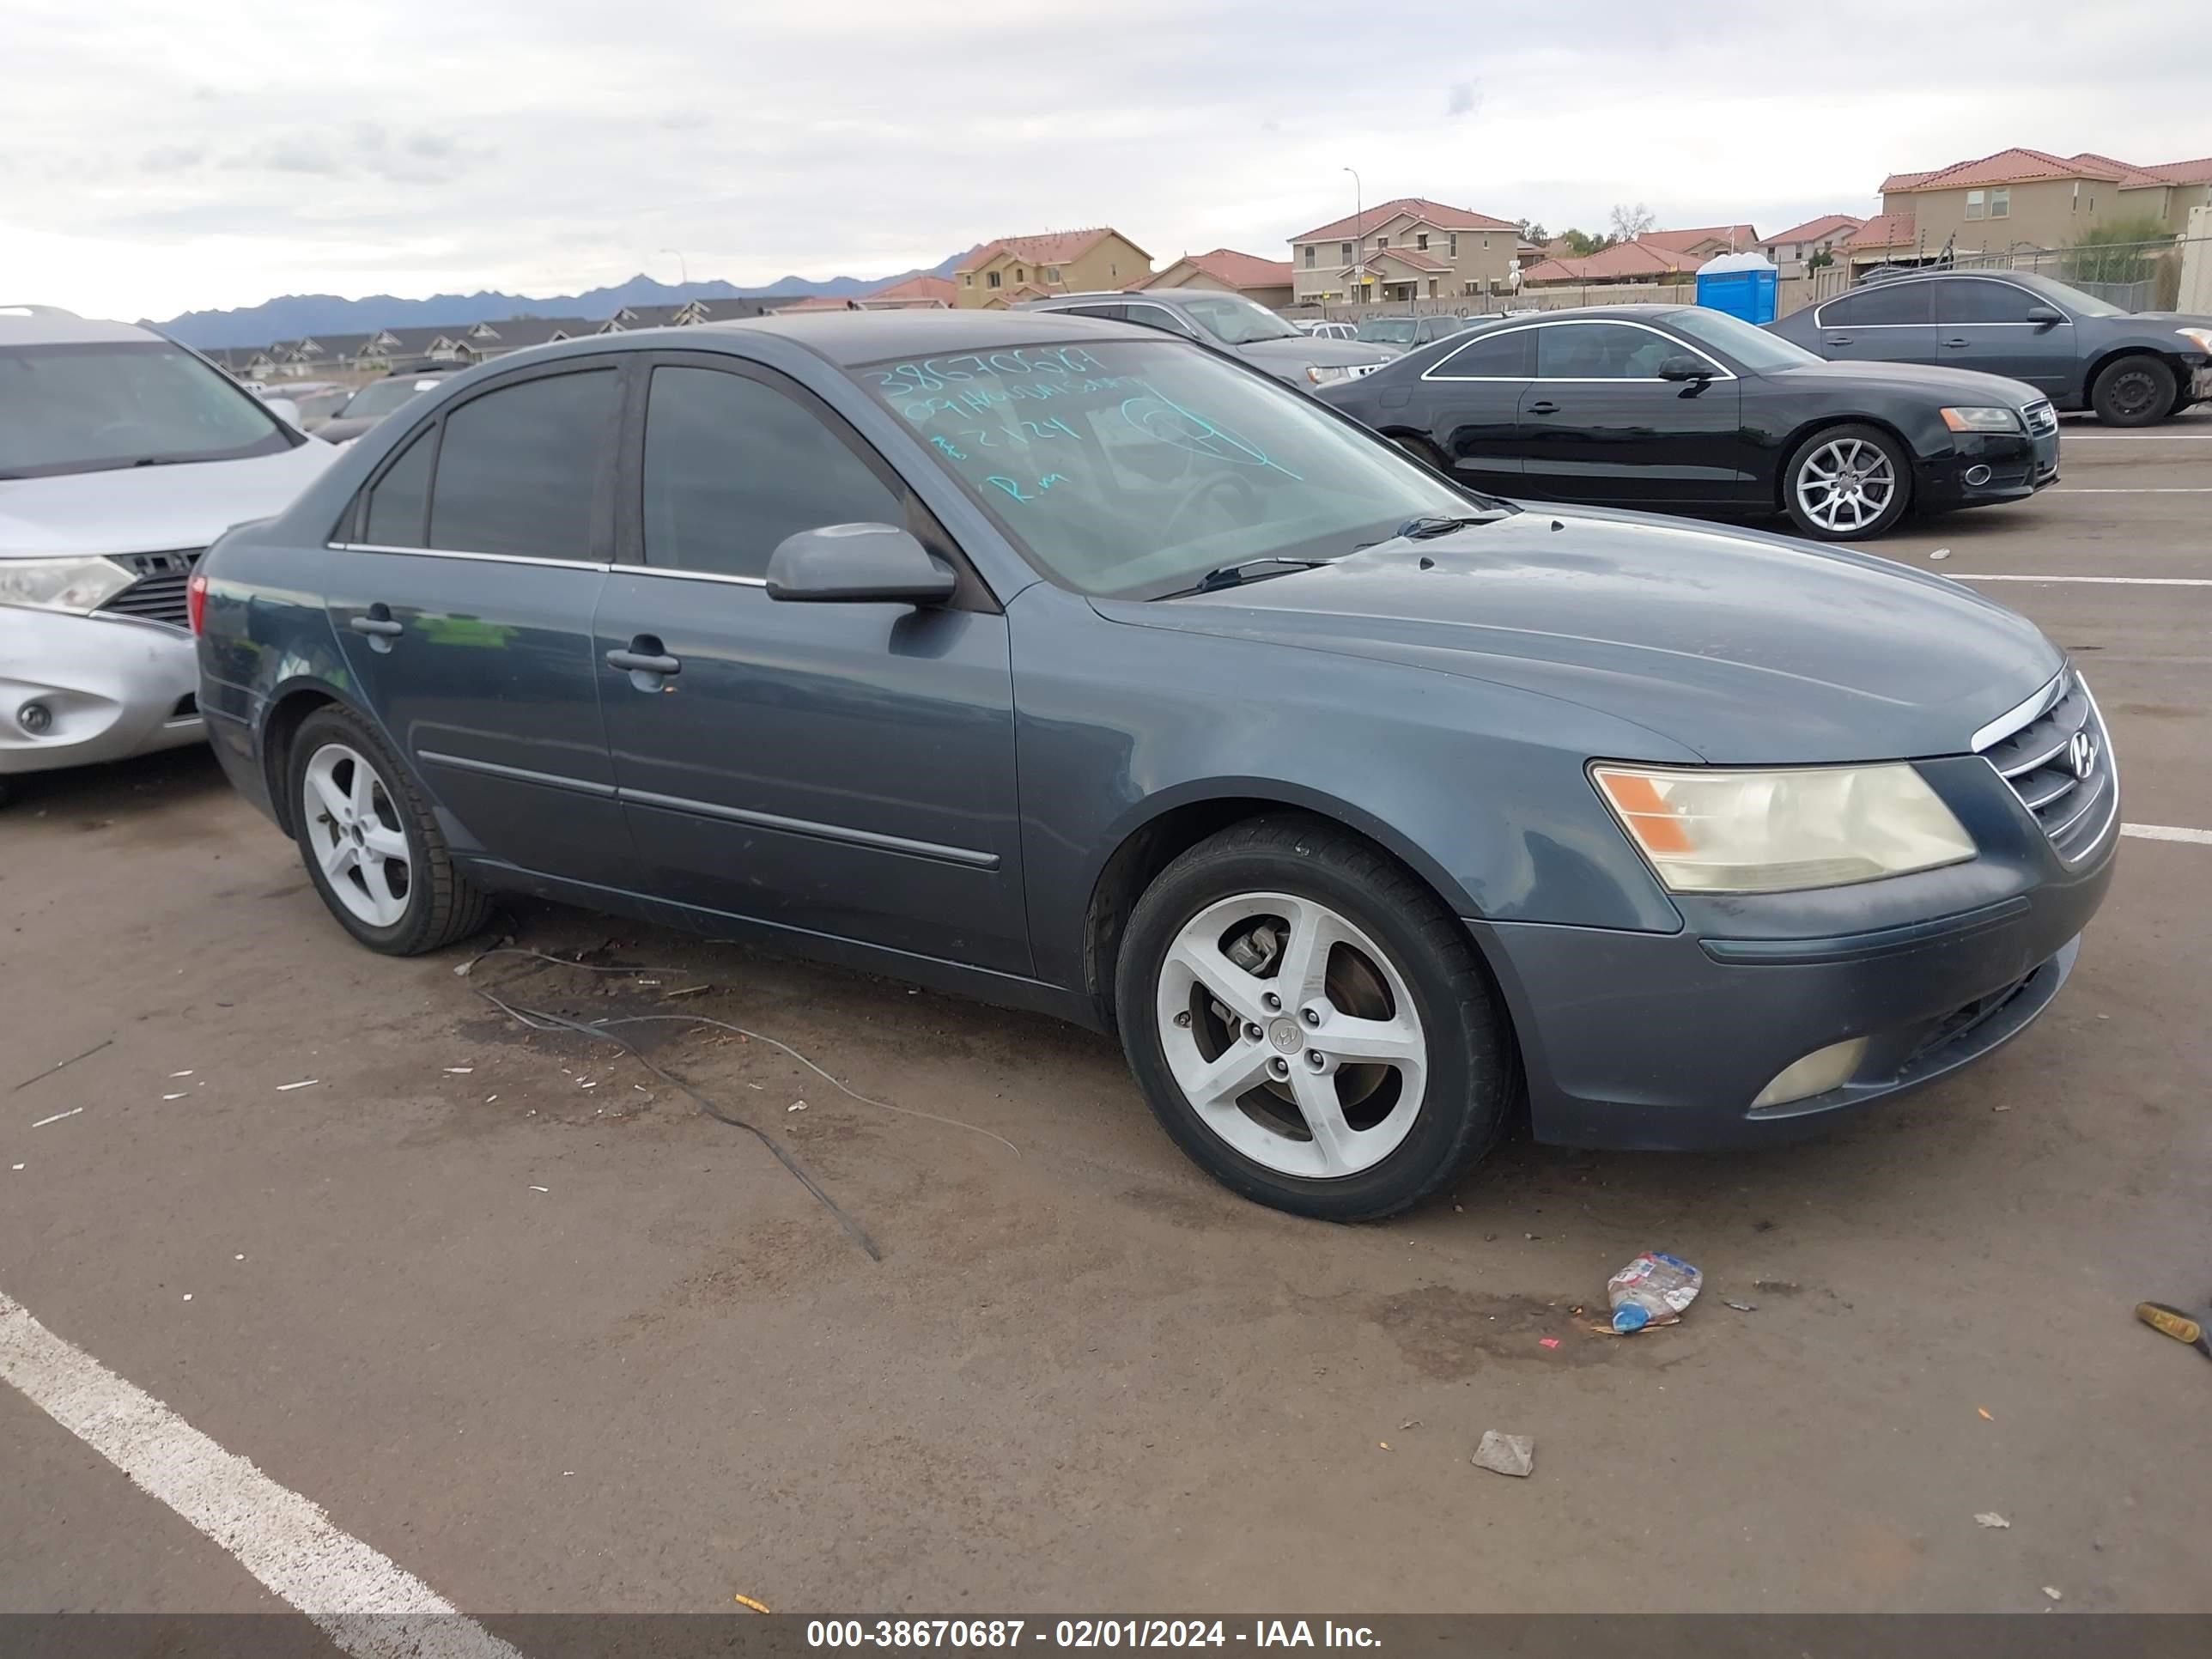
xmin=1342 ymin=167 xmax=1363 ymax=307
xmin=660 ymin=247 xmax=690 ymax=287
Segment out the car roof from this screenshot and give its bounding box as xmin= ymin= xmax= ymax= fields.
xmin=0 ymin=305 xmax=161 ymax=347
xmin=661 ymin=308 xmax=1142 ymax=367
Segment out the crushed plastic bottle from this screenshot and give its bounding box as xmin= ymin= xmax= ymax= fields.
xmin=1607 ymin=1251 xmax=1702 ymax=1334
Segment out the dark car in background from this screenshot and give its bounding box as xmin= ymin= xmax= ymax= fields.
xmin=191 ymin=312 xmax=2112 ymax=1222
xmin=1320 ymin=304 xmax=2059 ymax=539
xmin=1017 ymin=288 xmax=1392 ymax=389
xmin=1767 ymin=270 xmax=2212 ymax=426
xmin=316 ymin=365 xmax=465 ymax=444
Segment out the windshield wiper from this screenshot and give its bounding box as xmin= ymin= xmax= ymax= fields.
xmin=1351 ymin=512 xmax=1510 ymax=552
xmin=128 ymin=455 xmax=192 ymax=468
xmin=1160 ymin=556 xmax=1332 ymax=599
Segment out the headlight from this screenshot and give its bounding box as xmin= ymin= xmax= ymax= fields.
xmin=1591 ymin=763 xmax=1976 ymax=894
xmin=1940 ymin=406 xmax=2022 ymax=433
xmin=1305 ymin=364 xmax=1351 ymax=385
xmin=2175 ymin=326 xmax=2212 ymax=355
xmin=0 ymin=556 xmax=135 ymax=615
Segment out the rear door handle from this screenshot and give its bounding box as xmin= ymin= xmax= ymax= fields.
xmin=1823 ymin=335 xmax=1854 ymax=346
xmin=1941 ymin=337 xmax=1972 ymax=348
xmin=1526 ymin=400 xmax=1560 ymax=416
xmin=349 ymin=617 xmax=404 ymax=638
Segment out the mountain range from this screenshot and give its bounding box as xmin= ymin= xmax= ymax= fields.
xmin=150 ymin=253 xmax=969 ymax=348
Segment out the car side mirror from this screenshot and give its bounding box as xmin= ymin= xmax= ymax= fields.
xmin=2024 ymin=305 xmax=2064 ymax=326
xmin=765 ymin=523 xmax=957 ymax=605
xmin=1656 ymin=356 xmax=1715 ymax=382
xmin=262 ymin=397 xmax=301 ymax=426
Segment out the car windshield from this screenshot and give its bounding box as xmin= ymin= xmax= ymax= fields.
xmin=1355 ymin=319 xmax=1419 ymax=344
xmin=1666 ymin=307 xmax=1822 ymax=371
xmin=2014 ymin=272 xmax=2124 ymax=318
xmin=0 ymin=340 xmax=292 ymax=478
xmin=1178 ymin=295 xmax=1304 ymax=345
xmin=859 ymin=337 xmax=1500 ymax=599
xmin=341 ymin=376 xmax=444 ymax=418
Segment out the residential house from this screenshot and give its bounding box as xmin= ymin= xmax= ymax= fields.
xmin=1517 ymin=224 xmax=1764 ymax=289
xmin=951 ymin=229 xmax=1153 ymax=307
xmin=599 ymin=296 xmax=809 ymax=331
xmin=1142 ymin=248 xmax=1294 ymax=309
xmin=202 ymin=345 xmax=278 ymax=380
xmin=1840 ymin=213 xmax=1921 ymax=272
xmin=1869 ymin=148 xmax=2212 ymax=264
xmin=452 ymin=316 xmax=592 ymax=358
xmin=1759 ymin=215 xmax=1864 ymax=277
xmin=859 ymin=274 xmax=957 ymax=309
xmin=1288 ymin=198 xmax=1521 ymax=305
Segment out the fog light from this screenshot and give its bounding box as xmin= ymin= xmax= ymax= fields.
xmin=1750 ymin=1037 xmax=1868 ymax=1109
xmin=17 ymin=701 xmax=52 ymax=735
xmin=1963 ymin=464 xmax=1993 ymax=486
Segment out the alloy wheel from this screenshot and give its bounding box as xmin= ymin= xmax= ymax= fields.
xmin=301 ymin=742 xmax=411 ymax=927
xmin=1795 ymin=435 xmax=1897 ymax=533
xmin=1152 ymin=890 xmax=1427 ymax=1179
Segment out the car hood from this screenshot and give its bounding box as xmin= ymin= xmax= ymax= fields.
xmin=1097 ymin=508 xmax=2061 ymax=764
xmin=1241 ymin=336 xmax=1396 ymax=369
xmin=0 ymin=441 xmax=338 ymax=557
xmin=1762 ymin=357 xmax=2045 ymax=405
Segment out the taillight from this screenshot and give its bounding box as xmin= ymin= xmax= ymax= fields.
xmin=187 ymin=570 xmax=209 ymax=635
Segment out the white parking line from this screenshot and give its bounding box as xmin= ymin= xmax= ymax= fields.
xmin=0 ymin=1286 xmax=522 ymax=1659
xmin=2061 ymin=432 xmax=2212 ymax=441
xmin=1952 ymin=574 xmax=2212 ymax=586
xmin=2123 ymin=823 xmax=2212 ymax=845
xmin=2051 ymin=487 xmax=2212 ymax=494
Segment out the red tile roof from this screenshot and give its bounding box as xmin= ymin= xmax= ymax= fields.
xmin=2149 ymin=155 xmax=2212 ymax=185
xmin=1764 ymin=213 xmax=1864 ymax=246
xmin=1145 ymin=248 xmax=1293 ymax=290
xmin=866 ymin=274 xmax=958 ymax=305
xmin=1880 ymin=169 xmax=1937 ymax=193
xmin=1846 ymin=212 xmax=1916 ymax=250
xmin=956 ymin=228 xmax=1148 ymax=273
xmin=1518 ymin=239 xmax=1700 ymax=283
xmin=1641 ymin=223 xmax=1759 ymax=253
xmin=1291 ymin=195 xmax=1517 ymax=243
xmin=1367 ymin=246 xmax=1450 ymax=272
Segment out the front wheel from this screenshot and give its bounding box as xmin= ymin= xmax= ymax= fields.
xmin=1782 ymin=422 xmax=1911 ymax=540
xmin=1115 ymin=816 xmax=1516 ymax=1220
xmin=2090 ymin=354 xmax=2175 ymax=427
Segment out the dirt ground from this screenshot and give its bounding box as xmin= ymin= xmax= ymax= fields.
xmin=4 ymin=416 xmax=2209 ymax=1619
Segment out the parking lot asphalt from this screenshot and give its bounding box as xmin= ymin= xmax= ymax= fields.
xmin=4 ymin=413 xmax=2209 ymax=1621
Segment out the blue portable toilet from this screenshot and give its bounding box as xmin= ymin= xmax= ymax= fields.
xmin=1695 ymin=251 xmax=1778 ymax=325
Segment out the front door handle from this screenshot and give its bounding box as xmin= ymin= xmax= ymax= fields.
xmin=1941 ymin=337 xmax=1972 ymax=348
xmin=606 ymin=636 xmax=681 ymax=679
xmin=349 ymin=616 xmax=404 ymax=638
xmin=1526 ymin=400 xmax=1560 ymax=416
xmin=1823 ymin=335 xmax=1854 ymax=347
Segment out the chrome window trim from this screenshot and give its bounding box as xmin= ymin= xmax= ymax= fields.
xmin=617 ymin=565 xmax=769 ymax=588
xmin=329 ymin=541 xmax=611 ymax=571
xmin=1422 ymin=318 xmax=1735 ymax=384
xmin=1970 ymin=669 xmax=2067 ymax=753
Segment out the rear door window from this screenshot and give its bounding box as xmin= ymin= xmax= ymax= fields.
xmin=362 ymin=427 xmax=434 ymax=546
xmin=1823 ymin=283 xmax=1935 ymax=326
xmin=1431 ymin=330 xmax=1535 ymax=378
xmin=426 ymin=368 xmax=618 ymax=560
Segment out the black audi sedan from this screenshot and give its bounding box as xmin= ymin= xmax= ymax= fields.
xmin=1318 ymin=304 xmax=2059 ymax=539
xmin=191 ymin=311 xmax=2113 ymax=1223
xmin=1766 ymin=269 xmax=2212 ymax=427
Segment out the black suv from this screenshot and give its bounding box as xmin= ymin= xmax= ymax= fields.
xmin=1768 ymin=270 xmax=2212 ymax=426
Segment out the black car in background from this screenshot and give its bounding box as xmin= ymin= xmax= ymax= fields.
xmin=316 ymin=365 xmax=466 ymax=444
xmin=1354 ymin=314 xmax=1471 ymax=353
xmin=1766 ymin=270 xmax=2212 ymax=427
xmin=1318 ymin=305 xmax=2059 ymax=540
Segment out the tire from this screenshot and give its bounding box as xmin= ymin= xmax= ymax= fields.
xmin=1115 ymin=814 xmax=1517 ymax=1221
xmin=288 ymin=705 xmax=491 ymax=956
xmin=1781 ymin=422 xmax=1912 ymax=541
xmin=1391 ymin=433 xmax=1449 ymax=471
xmin=2089 ymin=354 xmax=2176 ymax=428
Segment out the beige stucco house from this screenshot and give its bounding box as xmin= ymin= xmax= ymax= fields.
xmin=951 ymin=228 xmax=1153 ymax=308
xmin=1858 ymin=148 xmax=2212 ymax=267
xmin=1142 ymin=248 xmax=1294 ymax=309
xmin=1286 ymin=198 xmax=1521 ymax=306
xmin=1759 ymin=215 xmax=1864 ymax=277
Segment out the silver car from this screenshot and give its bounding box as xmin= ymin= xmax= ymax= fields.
xmin=1018 ymin=289 xmax=1392 ymax=389
xmin=0 ymin=306 xmax=335 ymax=801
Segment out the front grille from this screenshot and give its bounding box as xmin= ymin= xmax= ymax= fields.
xmin=94 ymin=548 xmax=204 ymax=630
xmin=1975 ymin=671 xmax=2117 ymax=861
xmin=2022 ymin=400 xmax=2057 ymax=437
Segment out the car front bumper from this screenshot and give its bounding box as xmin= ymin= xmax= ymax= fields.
xmin=0 ymin=609 xmax=204 ymax=777
xmin=1919 ymin=426 xmax=2060 ymax=510
xmin=1471 ymin=762 xmax=2117 ymax=1150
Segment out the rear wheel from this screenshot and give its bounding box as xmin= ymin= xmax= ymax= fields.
xmin=1115 ymin=815 xmax=1516 ymax=1221
xmin=2090 ymin=354 xmax=2175 ymax=427
xmin=289 ymin=706 xmax=490 ymax=955
xmin=1782 ymin=422 xmax=1911 ymax=540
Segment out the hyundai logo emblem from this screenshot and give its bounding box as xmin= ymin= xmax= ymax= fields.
xmin=2068 ymin=730 xmax=2097 ymax=781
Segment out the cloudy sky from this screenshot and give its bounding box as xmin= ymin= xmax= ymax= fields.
xmin=7 ymin=0 xmax=2205 ymax=321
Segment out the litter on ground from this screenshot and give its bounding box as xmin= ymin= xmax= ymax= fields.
xmin=1976 ymin=1512 xmax=2011 ymax=1528
xmin=1472 ymin=1431 xmax=1534 ymax=1478
xmin=276 ymin=1079 xmax=319 ymax=1091
xmin=1607 ymin=1251 xmax=1702 ymax=1333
